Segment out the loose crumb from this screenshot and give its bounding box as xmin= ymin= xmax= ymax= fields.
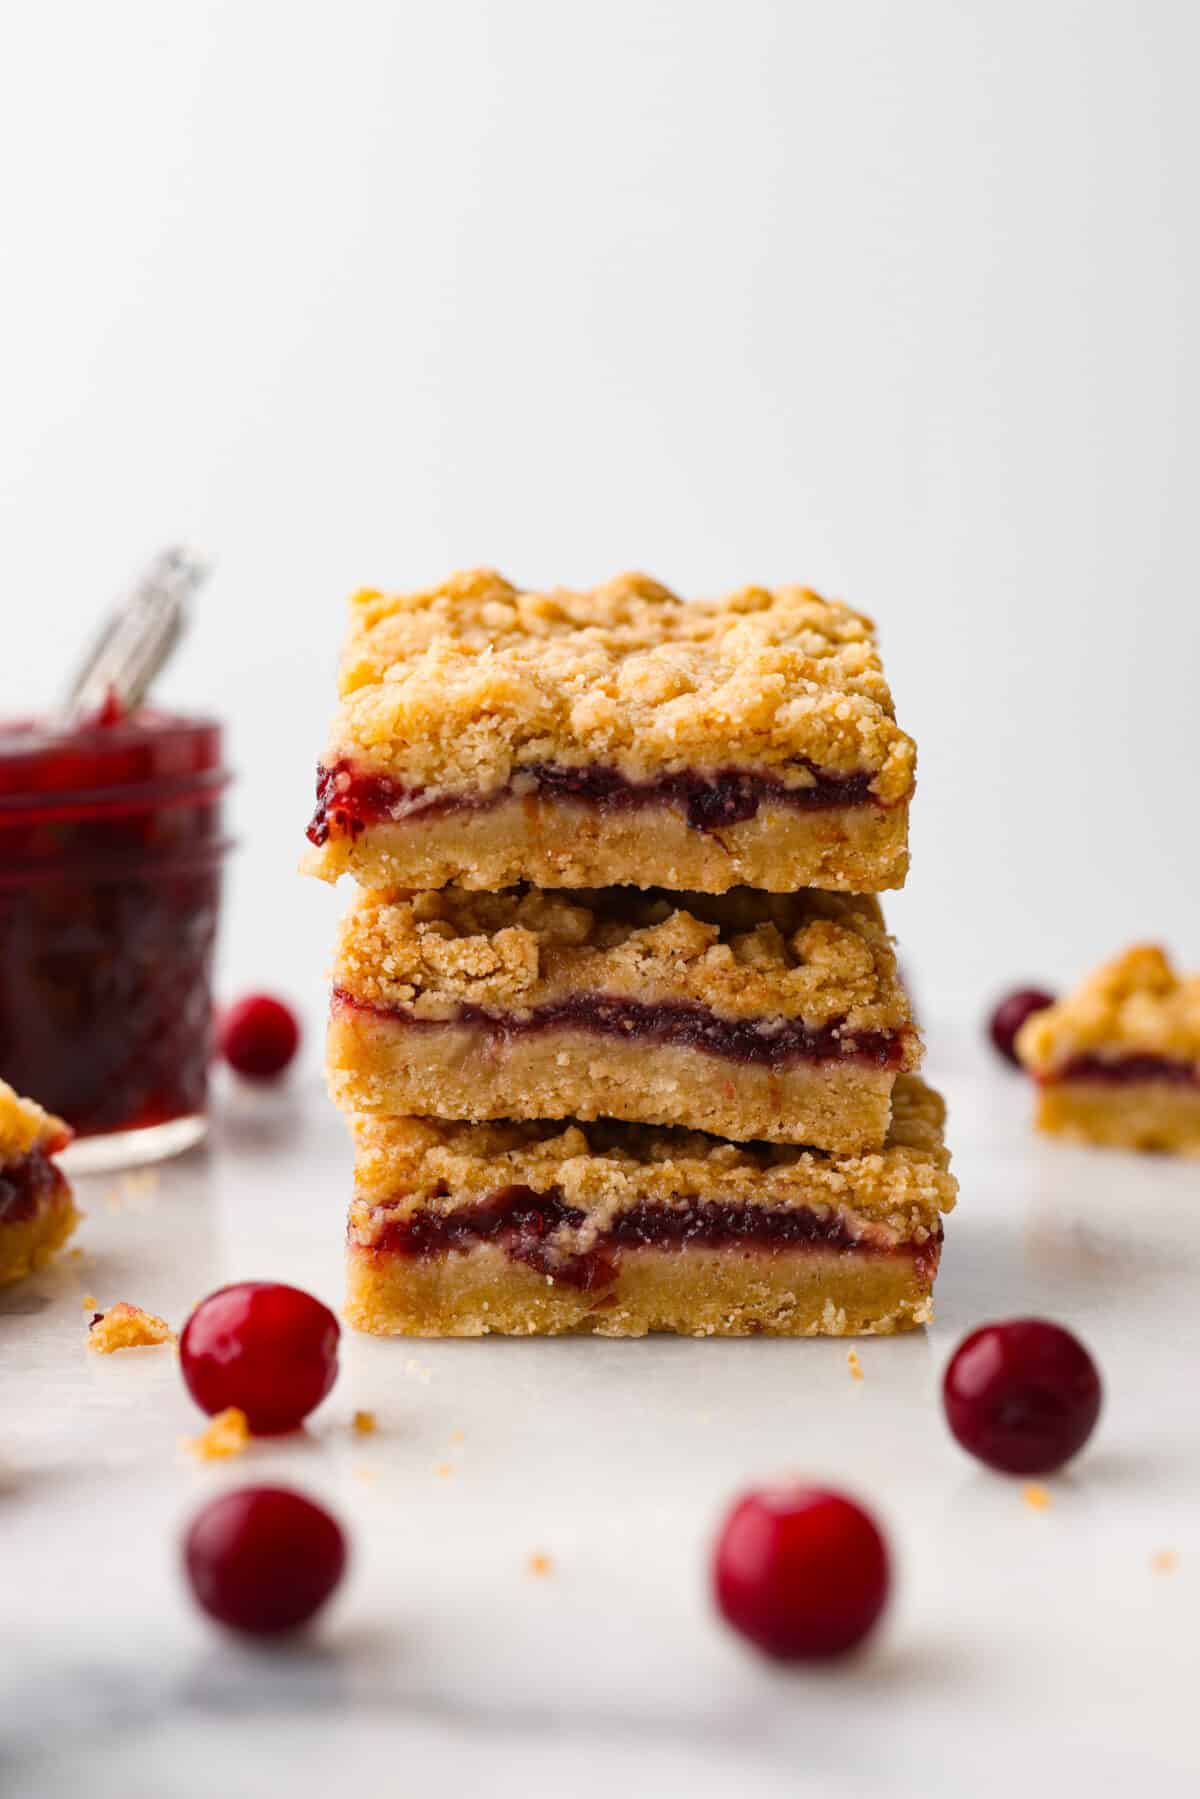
xmin=352 ymin=1409 xmax=377 ymax=1436
xmin=184 ymin=1407 xmax=251 ymax=1461
xmin=847 ymin=1350 xmax=864 ymax=1381
xmin=1151 ymin=1550 xmax=1178 ymax=1574
xmin=81 ymin=1293 xmax=97 ymax=1310
xmin=449 ymin=1429 xmax=465 ymax=1445
xmin=434 ymin=1462 xmax=453 ymax=1478
xmin=88 ymin=1301 xmax=174 ymax=1354
xmin=1022 ymin=1483 xmax=1052 ymax=1511
xmin=68 ymin=1247 xmax=85 ymax=1262
xmin=526 ymin=1551 xmax=554 ymax=1578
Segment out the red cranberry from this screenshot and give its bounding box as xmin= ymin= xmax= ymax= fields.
xmin=218 ymin=993 xmax=301 ymax=1080
xmin=180 ymin=1282 xmax=339 ymax=1434
xmin=184 ymin=1485 xmax=347 ymax=1636
xmin=988 ymin=987 xmax=1055 ymax=1065
xmin=713 ymin=1485 xmax=890 ymax=1661
xmin=943 ymin=1318 xmax=1102 ymax=1475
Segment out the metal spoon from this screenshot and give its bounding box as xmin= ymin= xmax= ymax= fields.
xmin=53 ymin=546 xmax=212 ymax=731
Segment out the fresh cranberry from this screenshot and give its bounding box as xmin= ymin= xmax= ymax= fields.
xmin=184 ymin=1486 xmax=347 ymax=1636
xmin=943 ymin=1318 xmax=1102 ymax=1474
xmin=180 ymin=1282 xmax=339 ymax=1434
xmin=988 ymin=987 xmax=1055 ymax=1065
xmin=712 ymin=1485 xmax=890 ymax=1661
xmin=218 ymin=994 xmax=301 ymax=1080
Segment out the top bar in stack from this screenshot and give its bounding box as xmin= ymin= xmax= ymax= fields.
xmin=304 ymin=570 xmax=916 ymax=895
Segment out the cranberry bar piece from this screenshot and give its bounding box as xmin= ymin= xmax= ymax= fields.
xmin=1018 ymin=945 xmax=1200 ymax=1154
xmin=345 ymin=1074 xmax=955 ymax=1338
xmin=329 ymin=885 xmax=920 ymax=1152
xmin=0 ymin=1079 xmax=78 ymax=1285
xmin=305 ymin=570 xmax=916 ymax=895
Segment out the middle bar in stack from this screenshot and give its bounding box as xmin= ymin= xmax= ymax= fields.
xmin=328 ymin=886 xmax=921 ymax=1152
xmin=309 ymin=569 xmax=954 ymax=1336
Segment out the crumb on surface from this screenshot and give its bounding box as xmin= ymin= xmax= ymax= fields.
xmin=449 ymin=1429 xmax=465 ymax=1445
xmin=81 ymin=1293 xmax=97 ymax=1310
xmin=434 ymin=1462 xmax=453 ymax=1478
xmin=352 ymin=1408 xmax=377 ymax=1435
xmin=184 ymin=1407 xmax=251 ymax=1461
xmin=847 ymin=1349 xmax=864 ymax=1380
xmin=526 ymin=1551 xmax=554 ymax=1578
xmin=1022 ymin=1483 xmax=1051 ymax=1511
xmin=1151 ymin=1549 xmax=1178 ymax=1573
xmin=88 ymin=1301 xmax=174 ymax=1354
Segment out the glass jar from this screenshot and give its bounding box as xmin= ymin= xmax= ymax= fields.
xmin=0 ymin=711 xmax=232 ymax=1170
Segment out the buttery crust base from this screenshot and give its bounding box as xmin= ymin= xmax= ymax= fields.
xmin=345 ymin=1240 xmax=935 ymax=1338
xmin=305 ymin=792 xmax=909 ymax=895
xmin=1035 ymin=1081 xmax=1200 ymax=1155
xmin=327 ymin=1009 xmax=896 ymax=1151
xmin=0 ymin=1187 xmax=79 ymax=1287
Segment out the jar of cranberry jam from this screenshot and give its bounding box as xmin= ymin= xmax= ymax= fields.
xmin=0 ymin=706 xmax=231 ymax=1169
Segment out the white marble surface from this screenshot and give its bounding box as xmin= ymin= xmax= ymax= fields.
xmin=2 ymin=1021 xmax=1198 ymax=1798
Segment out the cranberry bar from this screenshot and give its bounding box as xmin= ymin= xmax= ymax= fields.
xmin=305 ymin=570 xmax=916 ymax=895
xmin=345 ymin=1074 xmax=955 ymax=1338
xmin=329 ymin=885 xmax=920 ymax=1151
xmin=0 ymin=1079 xmax=78 ymax=1285
xmin=1018 ymin=945 xmax=1200 ymax=1154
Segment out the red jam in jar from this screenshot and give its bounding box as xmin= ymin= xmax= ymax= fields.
xmin=0 ymin=707 xmax=231 ymax=1168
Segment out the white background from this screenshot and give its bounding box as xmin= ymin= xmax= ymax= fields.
xmin=3 ymin=8 xmax=1200 ymax=1795
xmin=3 ymin=0 xmax=1199 ymax=1031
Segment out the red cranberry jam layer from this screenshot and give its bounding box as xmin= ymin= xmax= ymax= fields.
xmin=305 ymin=570 xmax=915 ymax=894
xmin=346 ymin=1076 xmax=955 ymax=1338
xmin=0 ymin=1079 xmax=78 ymax=1284
xmin=327 ymin=886 xmax=920 ymax=1151
xmin=1041 ymin=1053 xmax=1200 ymax=1088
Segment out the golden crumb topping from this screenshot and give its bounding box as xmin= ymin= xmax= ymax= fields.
xmin=349 ymin=1074 xmax=955 ymax=1246
xmin=322 ymin=571 xmax=916 ymax=802
xmin=88 ymin=1301 xmax=175 ymax=1354
xmin=184 ymin=1407 xmax=251 ymax=1461
xmin=334 ymin=884 xmax=917 ymax=1046
xmin=1017 ymin=945 xmax=1200 ymax=1072
xmin=0 ymin=1078 xmax=71 ymax=1163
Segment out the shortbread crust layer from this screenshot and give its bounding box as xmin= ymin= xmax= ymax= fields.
xmin=345 ymin=1075 xmax=954 ymax=1338
xmin=308 ymin=788 xmax=909 ymax=894
xmin=329 ymin=886 xmax=919 ymax=1150
xmin=346 ymin=1240 xmax=937 ymax=1338
xmin=1033 ymin=1077 xmax=1200 ymax=1155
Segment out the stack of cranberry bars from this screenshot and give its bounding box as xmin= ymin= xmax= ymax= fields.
xmin=306 ymin=571 xmax=957 ymax=1337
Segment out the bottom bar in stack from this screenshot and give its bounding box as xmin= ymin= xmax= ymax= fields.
xmin=345 ymin=1075 xmax=956 ymax=1338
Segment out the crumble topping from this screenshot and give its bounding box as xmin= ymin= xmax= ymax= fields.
xmin=349 ymin=1074 xmax=956 ymax=1240
xmin=184 ymin=1407 xmax=251 ymax=1461
xmin=1017 ymin=945 xmax=1200 ymax=1072
xmin=0 ymin=1078 xmax=71 ymax=1163
xmin=88 ymin=1301 xmax=174 ymax=1353
xmin=334 ymin=885 xmax=916 ymax=1041
xmin=322 ymin=571 xmax=916 ymax=802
